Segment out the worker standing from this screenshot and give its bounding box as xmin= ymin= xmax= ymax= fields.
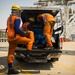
xmin=37 ymin=13 xmax=56 ymax=49
xmin=7 ymin=4 xmax=34 ymax=74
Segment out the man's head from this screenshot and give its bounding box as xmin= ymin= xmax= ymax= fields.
xmin=28 ymin=17 xmax=35 ymax=24
xmin=11 ymin=4 xmax=22 ymax=16
xmin=11 ymin=4 xmax=21 ymax=11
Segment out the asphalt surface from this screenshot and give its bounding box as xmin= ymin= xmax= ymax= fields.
xmin=0 ymin=47 xmax=75 ymax=75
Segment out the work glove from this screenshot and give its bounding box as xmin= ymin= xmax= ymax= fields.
xmin=51 ymin=37 xmax=55 ymax=43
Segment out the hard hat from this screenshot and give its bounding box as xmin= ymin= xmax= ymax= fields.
xmin=28 ymin=17 xmax=35 ymax=22
xmin=11 ymin=4 xmax=21 ymax=11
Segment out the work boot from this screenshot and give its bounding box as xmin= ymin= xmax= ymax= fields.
xmin=8 ymin=68 xmax=20 ymax=74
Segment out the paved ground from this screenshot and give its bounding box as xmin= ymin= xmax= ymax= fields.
xmin=62 ymin=42 xmax=75 ymax=50
xmin=0 ymin=46 xmax=75 ymax=75
xmin=1 ymin=41 xmax=75 ymax=50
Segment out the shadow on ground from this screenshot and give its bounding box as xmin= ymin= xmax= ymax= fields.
xmin=0 ymin=56 xmax=54 ymax=75
xmin=62 ymin=50 xmax=75 ymax=56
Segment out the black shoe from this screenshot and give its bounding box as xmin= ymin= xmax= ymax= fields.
xmin=8 ymin=68 xmax=20 ymax=74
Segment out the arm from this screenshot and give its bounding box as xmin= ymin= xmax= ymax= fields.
xmin=27 ymin=24 xmax=33 ymax=31
xmin=14 ymin=18 xmax=25 ymax=35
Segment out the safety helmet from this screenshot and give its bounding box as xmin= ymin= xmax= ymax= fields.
xmin=28 ymin=17 xmax=35 ymax=22
xmin=11 ymin=4 xmax=21 ymax=11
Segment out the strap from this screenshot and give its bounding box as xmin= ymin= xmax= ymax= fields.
xmin=9 ymin=14 xmax=13 ymax=28
xmin=44 ymin=14 xmax=46 ymax=24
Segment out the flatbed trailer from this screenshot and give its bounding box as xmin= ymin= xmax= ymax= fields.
xmin=15 ymin=6 xmax=63 ymax=63
xmin=15 ymin=47 xmax=62 ymax=63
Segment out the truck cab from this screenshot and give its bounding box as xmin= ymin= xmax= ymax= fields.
xmin=15 ymin=6 xmax=62 ymax=63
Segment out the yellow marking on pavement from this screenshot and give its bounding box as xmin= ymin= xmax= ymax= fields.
xmin=54 ymin=62 xmax=75 ymax=70
xmin=22 ymin=70 xmax=32 ymax=75
xmin=0 ymin=64 xmax=32 ymax=75
xmin=0 ymin=73 xmax=4 ymax=75
xmin=0 ymin=65 xmax=23 ymax=75
xmin=18 ymin=66 xmax=32 ymax=75
xmin=0 ymin=69 xmax=7 ymax=75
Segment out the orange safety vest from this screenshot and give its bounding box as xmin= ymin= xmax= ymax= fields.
xmin=41 ymin=13 xmax=56 ymax=22
xmin=7 ymin=15 xmax=20 ymax=41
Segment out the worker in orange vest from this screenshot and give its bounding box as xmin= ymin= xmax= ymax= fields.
xmin=37 ymin=13 xmax=56 ymax=49
xmin=21 ymin=17 xmax=35 ymax=31
xmin=21 ymin=17 xmax=38 ymax=48
xmin=21 ymin=17 xmax=35 ymax=38
xmin=7 ymin=4 xmax=35 ymax=74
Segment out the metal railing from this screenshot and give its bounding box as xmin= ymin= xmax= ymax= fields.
xmin=66 ymin=14 xmax=75 ymax=40
xmin=0 ymin=29 xmax=7 ymax=42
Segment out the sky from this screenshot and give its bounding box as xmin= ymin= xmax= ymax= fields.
xmin=0 ymin=0 xmax=75 ymax=29
xmin=0 ymin=0 xmax=38 ymax=29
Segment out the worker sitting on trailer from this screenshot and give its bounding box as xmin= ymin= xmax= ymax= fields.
xmin=20 ymin=17 xmax=37 ymax=48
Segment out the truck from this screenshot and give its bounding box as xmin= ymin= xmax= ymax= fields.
xmin=15 ymin=6 xmax=62 ymax=63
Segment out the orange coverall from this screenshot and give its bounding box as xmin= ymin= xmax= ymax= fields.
xmin=20 ymin=22 xmax=34 ymax=47
xmin=7 ymin=15 xmax=34 ymax=64
xmin=40 ymin=13 xmax=56 ymax=47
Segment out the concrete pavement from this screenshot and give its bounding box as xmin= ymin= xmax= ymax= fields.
xmin=0 ymin=47 xmax=75 ymax=75
xmin=62 ymin=42 xmax=75 ymax=51
xmin=0 ymin=41 xmax=75 ymax=50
